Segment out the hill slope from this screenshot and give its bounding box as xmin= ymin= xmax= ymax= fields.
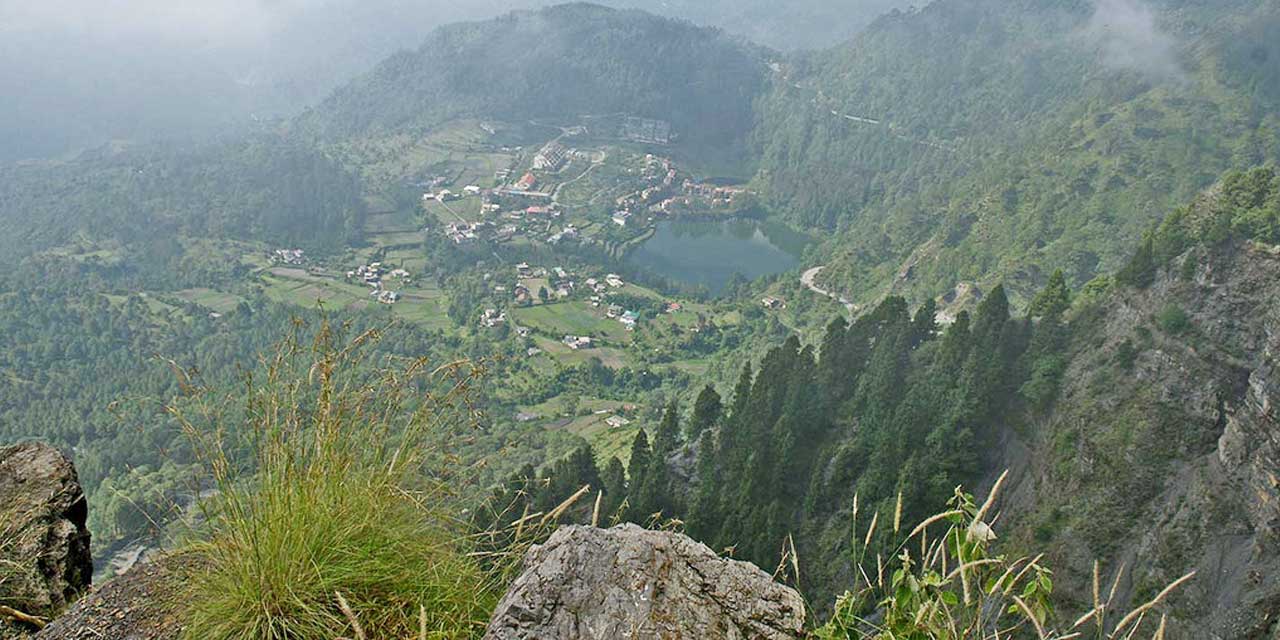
xmin=301 ymin=3 xmax=768 ymax=151
xmin=752 ymin=0 xmax=1280 ymax=305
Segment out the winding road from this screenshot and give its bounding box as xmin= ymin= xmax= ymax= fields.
xmin=801 ymin=266 xmax=856 ymax=312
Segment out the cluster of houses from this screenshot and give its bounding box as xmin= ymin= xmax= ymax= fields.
xmin=761 ymin=296 xmax=786 ymax=310
xmin=480 ymin=308 xmax=506 ymax=328
xmin=270 ymin=249 xmax=306 ymax=265
xmin=652 ymin=180 xmax=751 ymax=215
xmin=605 ymin=304 xmax=640 ymax=330
xmin=532 ymin=141 xmax=568 ymax=171
xmin=445 ymin=220 xmax=488 ymax=245
xmin=612 ymin=155 xmax=679 ymax=227
xmin=582 ymin=273 xmax=625 ymax=307
xmin=345 ymin=261 xmax=409 ymax=304
xmin=424 ymin=184 xmax=485 ymax=204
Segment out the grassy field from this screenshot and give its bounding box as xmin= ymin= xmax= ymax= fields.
xmin=174 ymin=288 xmax=246 ymax=313
xmin=330 ymin=119 xmax=552 ymax=192
xmin=513 ymin=302 xmax=632 ymax=343
xmin=551 ymin=413 xmax=643 ymax=465
xmin=532 ymin=336 xmax=630 ymax=369
xmin=258 ymin=268 xmax=452 ymax=330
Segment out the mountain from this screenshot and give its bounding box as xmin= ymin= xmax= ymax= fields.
xmin=751 ymin=0 xmax=1280 ymax=306
xmin=607 ymin=0 xmax=917 ymax=51
xmin=997 ymin=169 xmax=1280 ymax=637
xmin=300 ymin=3 xmax=768 ymax=151
xmin=0 ymin=0 xmax=910 ymax=165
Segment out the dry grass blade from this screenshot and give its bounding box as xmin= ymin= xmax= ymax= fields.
xmin=1011 ymin=595 xmax=1048 ymax=640
xmin=1110 ymin=571 xmax=1195 ymax=637
xmin=1006 ymin=554 xmax=1045 ymax=596
xmin=540 ymin=484 xmax=592 ymax=526
xmin=864 ymin=511 xmax=879 ymax=549
xmin=974 ymin=469 xmax=1008 ymax=526
xmin=908 ymin=510 xmax=965 ymax=540
xmin=591 ymin=491 xmax=603 ymax=528
xmin=335 ymin=591 xmax=367 ymax=640
xmin=944 ymin=558 xmax=1001 ymax=582
xmin=893 ymin=491 xmax=903 ymax=534
xmin=0 ymin=605 xmax=49 ymax=629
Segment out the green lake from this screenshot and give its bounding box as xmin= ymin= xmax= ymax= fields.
xmin=627 ymin=219 xmax=810 ymax=294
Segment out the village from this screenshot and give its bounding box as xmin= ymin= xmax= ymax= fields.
xmin=421 ymin=132 xmax=752 ymax=251
xmin=477 ymin=259 xmax=688 ymax=345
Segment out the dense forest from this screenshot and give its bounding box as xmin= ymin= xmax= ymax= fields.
xmin=300 ymin=3 xmax=768 ymax=150
xmin=0 ymin=135 xmax=365 ymax=262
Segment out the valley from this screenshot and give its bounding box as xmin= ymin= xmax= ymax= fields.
xmin=2 ymin=1 xmax=1280 ymax=638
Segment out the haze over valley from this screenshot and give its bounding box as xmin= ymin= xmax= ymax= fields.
xmin=2 ymin=1 xmax=1279 ymax=638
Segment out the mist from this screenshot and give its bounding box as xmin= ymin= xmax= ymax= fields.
xmin=0 ymin=0 xmax=915 ymax=163
xmin=1085 ymin=0 xmax=1185 ymax=80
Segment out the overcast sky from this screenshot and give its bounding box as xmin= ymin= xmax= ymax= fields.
xmin=0 ymin=0 xmax=1177 ymax=162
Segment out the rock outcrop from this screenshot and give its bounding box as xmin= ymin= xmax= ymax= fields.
xmin=34 ymin=557 xmax=185 ymax=640
xmin=484 ymin=524 xmax=805 ymax=640
xmin=0 ymin=442 xmax=92 ymax=636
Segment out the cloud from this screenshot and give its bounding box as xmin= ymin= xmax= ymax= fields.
xmin=1084 ymin=0 xmax=1185 ymax=80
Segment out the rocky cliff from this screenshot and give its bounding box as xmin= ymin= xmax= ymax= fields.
xmin=0 ymin=443 xmax=92 ymax=637
xmin=999 ymin=239 xmax=1280 ymax=638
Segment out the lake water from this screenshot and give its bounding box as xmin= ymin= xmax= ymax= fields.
xmin=627 ymin=219 xmax=810 ymax=294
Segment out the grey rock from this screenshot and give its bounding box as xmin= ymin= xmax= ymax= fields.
xmin=0 ymin=442 xmax=92 ymax=635
xmin=484 ymin=524 xmax=804 ymax=640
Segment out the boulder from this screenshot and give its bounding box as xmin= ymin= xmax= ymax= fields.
xmin=0 ymin=442 xmax=92 ymax=635
xmin=483 ymin=524 xmax=805 ymax=640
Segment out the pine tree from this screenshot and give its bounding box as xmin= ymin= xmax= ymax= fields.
xmin=1118 ymin=235 xmax=1157 ymax=288
xmin=909 ymin=298 xmax=938 ymax=347
xmin=625 ymin=430 xmax=651 ymax=521
xmin=688 ymin=385 xmax=722 ymax=441
xmin=654 ymin=401 xmax=681 ymax=455
xmin=626 ymin=430 xmax=651 ymax=489
xmin=1029 ymin=269 xmax=1071 ymax=318
xmin=600 ymin=456 xmax=627 ymax=521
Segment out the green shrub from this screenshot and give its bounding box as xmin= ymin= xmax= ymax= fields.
xmin=1116 ymin=339 xmax=1140 ymax=371
xmin=1156 ymin=305 xmax=1191 ymax=335
xmin=172 ymin=323 xmax=499 ymax=640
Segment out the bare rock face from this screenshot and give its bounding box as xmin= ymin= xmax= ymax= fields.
xmin=483 ymin=524 xmax=805 ymax=640
xmin=0 ymin=442 xmax=92 ymax=634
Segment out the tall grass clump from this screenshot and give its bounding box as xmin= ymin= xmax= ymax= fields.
xmin=170 ymin=320 xmax=499 ymax=640
xmin=815 ymin=472 xmax=1193 ymax=640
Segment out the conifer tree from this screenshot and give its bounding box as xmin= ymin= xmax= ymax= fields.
xmin=1118 ymin=235 xmax=1157 ymax=288
xmin=654 ymin=401 xmax=681 ymax=455
xmin=600 ymin=456 xmax=627 ymax=520
xmin=626 ymin=430 xmax=651 ymax=503
xmin=688 ymin=385 xmax=722 ymax=442
xmin=1029 ymin=269 xmax=1071 ymax=318
xmin=909 ymin=298 xmax=938 ymax=347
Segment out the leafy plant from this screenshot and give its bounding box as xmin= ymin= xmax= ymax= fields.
xmin=815 ymin=473 xmax=1193 ymax=640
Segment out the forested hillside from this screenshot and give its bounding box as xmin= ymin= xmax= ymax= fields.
xmin=491 ymin=168 xmax=1280 ymax=635
xmin=752 ymin=0 xmax=1280 ymax=305
xmin=300 ymin=3 xmax=768 ymax=150
xmin=0 ymin=136 xmax=365 ymax=262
